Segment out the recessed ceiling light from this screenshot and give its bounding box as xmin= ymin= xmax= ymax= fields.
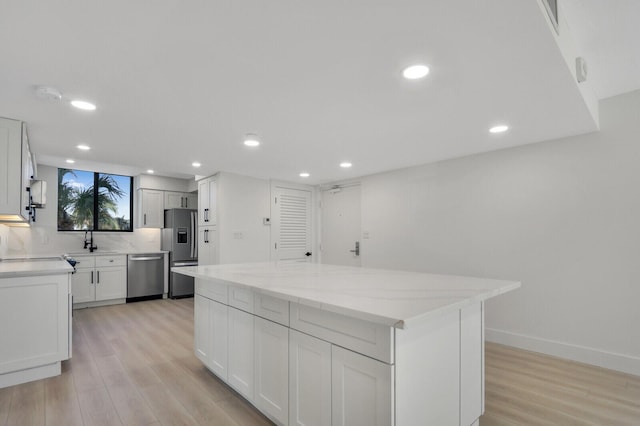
xmin=340 ymin=162 xmax=352 ymax=168
xmin=66 ymin=159 xmax=75 ymax=164
xmin=489 ymin=125 xmax=509 ymax=133
xmin=147 ymin=169 xmax=154 ymax=174
xmin=192 ymin=162 xmax=201 ymax=168
xmin=76 ymin=144 xmax=90 ymax=151
xmin=244 ymin=134 xmax=260 ymax=147
xmin=402 ymin=64 xmax=430 ymax=80
xmin=299 ymin=172 xmax=310 ymax=178
xmin=71 ymin=100 xmax=96 ymax=111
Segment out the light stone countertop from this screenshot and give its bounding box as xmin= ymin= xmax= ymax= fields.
xmin=0 ymin=257 xmax=74 ymax=278
xmin=173 ymin=262 xmax=521 ymax=329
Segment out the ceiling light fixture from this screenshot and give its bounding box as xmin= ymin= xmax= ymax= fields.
xmin=71 ymin=100 xmax=96 ymax=111
xmin=340 ymin=162 xmax=352 ymax=168
xmin=402 ymin=64 xmax=430 ymax=80
xmin=66 ymin=159 xmax=75 ymax=164
xmin=147 ymin=169 xmax=154 ymax=174
xmin=192 ymin=162 xmax=201 ymax=168
xmin=244 ymin=134 xmax=260 ymax=147
xmin=299 ymin=172 xmax=310 ymax=178
xmin=489 ymin=125 xmax=509 ymax=133
xmin=76 ymin=144 xmax=90 ymax=151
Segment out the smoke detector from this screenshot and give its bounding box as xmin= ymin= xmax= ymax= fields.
xmin=35 ymin=86 xmax=63 ymax=101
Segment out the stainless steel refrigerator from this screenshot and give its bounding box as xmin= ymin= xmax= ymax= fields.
xmin=161 ymin=209 xmax=197 ymax=298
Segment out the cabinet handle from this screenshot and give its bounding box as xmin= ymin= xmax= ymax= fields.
xmin=181 ymin=197 xmax=184 ymax=208
xmin=204 ymin=229 xmax=209 ymax=243
xmin=97 ymin=271 xmax=100 ymax=283
xmin=91 ymin=271 xmax=94 ymax=284
xmin=204 ymin=208 xmax=209 ymax=222
xmin=185 ymin=197 xmax=188 ymax=208
xmin=144 ymin=213 xmax=147 ymax=225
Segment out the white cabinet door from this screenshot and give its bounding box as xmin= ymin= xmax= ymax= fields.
xmin=331 ymin=346 xmax=393 ymax=426
xmin=289 ymin=330 xmax=331 ymax=426
xmin=95 ymin=267 xmax=126 ymax=300
xmin=198 ymin=177 xmax=217 ymax=227
xmin=184 ymin=192 xmax=197 ymax=209
xmin=0 ymin=274 xmax=70 ymax=376
xmin=71 ymin=269 xmax=95 ymax=303
xmin=255 ymin=317 xmax=289 ymax=425
xmin=194 ymin=294 xmax=210 ymax=365
xmin=0 ymin=117 xmax=29 ymax=222
xmin=197 ymin=178 xmax=210 ymax=226
xmin=198 ymin=226 xmax=217 ymax=266
xmin=209 ymin=300 xmax=228 ymax=380
xmin=228 ymin=306 xmax=254 ymax=402
xmin=164 ymin=191 xmax=185 ymax=209
xmin=138 ymin=189 xmax=164 ymax=228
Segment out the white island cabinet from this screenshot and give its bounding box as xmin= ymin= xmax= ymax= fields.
xmin=177 ymin=262 xmax=520 ymax=426
xmin=0 ymin=258 xmax=73 ymax=388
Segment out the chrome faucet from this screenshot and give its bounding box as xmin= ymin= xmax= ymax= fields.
xmin=83 ymin=230 xmax=98 ymax=252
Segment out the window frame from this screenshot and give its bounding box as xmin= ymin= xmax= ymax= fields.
xmin=57 ymin=168 xmax=134 ymax=232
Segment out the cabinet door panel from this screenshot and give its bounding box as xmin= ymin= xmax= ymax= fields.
xmin=255 ymin=317 xmax=288 ymax=425
xmin=289 ymin=330 xmax=331 ymax=426
xmin=95 ymin=267 xmax=126 ymax=300
xmin=71 ymin=269 xmax=95 ymax=303
xmin=139 ymin=189 xmax=164 ymax=228
xmin=194 ymin=294 xmax=210 ymax=365
xmin=164 ymin=191 xmax=184 ymax=209
xmin=209 ymin=300 xmax=228 ymax=380
xmin=228 ymin=307 xmax=254 ymax=401
xmin=197 ymin=179 xmax=209 ymax=226
xmin=332 ymin=346 xmax=393 ymax=426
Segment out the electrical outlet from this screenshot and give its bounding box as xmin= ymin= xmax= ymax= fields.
xmin=233 ymin=231 xmax=244 ymax=240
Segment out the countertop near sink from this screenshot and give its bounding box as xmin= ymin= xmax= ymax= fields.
xmin=0 ymin=257 xmax=74 ymax=278
xmin=64 ymin=250 xmax=169 ymax=257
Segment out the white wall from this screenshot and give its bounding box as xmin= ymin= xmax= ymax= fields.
xmin=217 ymin=172 xmax=271 ymax=264
xmin=7 ymin=165 xmax=162 ymax=255
xmin=357 ymin=89 xmax=640 ymax=375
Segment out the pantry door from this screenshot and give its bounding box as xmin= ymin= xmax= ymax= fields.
xmin=272 ymin=185 xmax=313 ymax=262
xmin=321 ymin=184 xmax=361 ymax=267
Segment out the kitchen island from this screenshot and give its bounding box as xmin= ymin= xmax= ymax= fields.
xmin=174 ymin=262 xmax=520 ymax=426
xmin=0 ymin=257 xmax=73 ymax=388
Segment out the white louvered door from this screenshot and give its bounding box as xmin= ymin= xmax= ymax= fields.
xmin=272 ymin=186 xmax=312 ymax=262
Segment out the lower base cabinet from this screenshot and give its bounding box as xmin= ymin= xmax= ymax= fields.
xmin=255 ymin=317 xmax=289 ymax=425
xmin=331 ymin=346 xmax=393 ymax=426
xmin=228 ymin=307 xmax=254 ymax=402
xmin=289 ymin=330 xmax=331 ymax=426
xmin=194 ymin=278 xmax=484 ymax=426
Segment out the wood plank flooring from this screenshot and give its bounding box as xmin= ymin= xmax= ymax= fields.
xmin=0 ymin=298 xmax=638 ymax=425
xmin=480 ymin=343 xmax=640 ymax=426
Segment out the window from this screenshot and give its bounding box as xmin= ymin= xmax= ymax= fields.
xmin=58 ymin=168 xmax=133 ymax=231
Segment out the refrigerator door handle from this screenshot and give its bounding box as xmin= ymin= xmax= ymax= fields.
xmin=191 ymin=210 xmax=197 ymax=259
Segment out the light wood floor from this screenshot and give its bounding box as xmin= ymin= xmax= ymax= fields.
xmin=1 ymin=298 xmax=638 ymax=426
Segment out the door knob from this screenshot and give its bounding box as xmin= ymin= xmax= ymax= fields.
xmin=349 ymin=241 xmax=360 ymax=256
xmin=305 ymin=252 xmax=312 ymax=257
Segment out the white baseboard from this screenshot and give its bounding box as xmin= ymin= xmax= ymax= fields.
xmin=485 ymin=328 xmax=640 ymax=377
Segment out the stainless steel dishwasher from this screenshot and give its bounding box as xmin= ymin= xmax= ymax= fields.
xmin=127 ymin=253 xmax=164 ymax=301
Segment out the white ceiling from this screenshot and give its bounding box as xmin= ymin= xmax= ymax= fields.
xmin=0 ymin=0 xmax=634 ymax=184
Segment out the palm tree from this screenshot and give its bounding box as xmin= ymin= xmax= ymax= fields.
xmin=58 ymin=170 xmax=128 ymax=231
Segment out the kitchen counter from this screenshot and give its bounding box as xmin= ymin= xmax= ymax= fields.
xmin=173 ymin=261 xmax=520 ymax=329
xmin=0 ymin=257 xmax=74 ymax=278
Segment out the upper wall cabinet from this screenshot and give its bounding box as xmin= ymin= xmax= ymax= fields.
xmin=137 ymin=189 xmax=164 ymax=228
xmin=0 ymin=117 xmax=35 ymax=224
xmin=197 ymin=176 xmax=217 ymax=227
xmin=164 ymin=191 xmax=197 ymax=210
